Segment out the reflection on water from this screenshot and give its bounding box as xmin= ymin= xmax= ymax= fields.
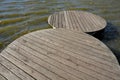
xmin=0 ymin=0 xmax=120 ymax=62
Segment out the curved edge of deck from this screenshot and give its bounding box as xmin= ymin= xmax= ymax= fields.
xmin=0 ymin=29 xmax=120 ymax=80
xmin=48 ymin=10 xmax=107 ymax=33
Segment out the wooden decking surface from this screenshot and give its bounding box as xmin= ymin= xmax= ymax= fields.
xmin=0 ymin=29 xmax=120 ymax=80
xmin=48 ymin=11 xmax=107 ymax=32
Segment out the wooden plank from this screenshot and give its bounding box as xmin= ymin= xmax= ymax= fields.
xmin=72 ymin=11 xmax=83 ymax=31
xmin=77 ymin=11 xmax=90 ymax=31
xmin=67 ymin=11 xmax=75 ymax=30
xmin=47 ymin=29 xmax=109 ymax=51
xmin=2 ymin=50 xmax=65 ymax=80
xmin=6 ymin=45 xmax=82 ymax=80
xmin=10 ymin=42 xmax=98 ymax=80
xmin=28 ymin=34 xmax=113 ymax=68
xmin=52 ymin=13 xmax=56 ymax=28
xmin=55 ymin=13 xmax=58 ymax=28
xmin=8 ymin=40 xmax=112 ymax=80
xmin=51 ymin=29 xmax=118 ymax=63
xmin=22 ymin=29 xmax=118 ymax=65
xmin=0 ymin=29 xmax=120 ymax=80
xmin=18 ymin=30 xmax=119 ymax=79
xmin=0 ymin=63 xmax=21 ymax=80
xmin=23 ymin=32 xmax=120 ymax=78
xmin=33 ymin=30 xmax=117 ymax=63
xmin=0 ymin=74 xmax=7 ymax=80
xmin=1 ymin=52 xmax=50 ymax=80
xmin=48 ymin=11 xmax=107 ymax=32
xmin=0 ymin=56 xmax=35 ymax=80
xmin=27 ymin=33 xmax=119 ymax=72
xmin=17 ymin=35 xmax=120 ymax=79
xmin=64 ymin=11 xmax=70 ymax=29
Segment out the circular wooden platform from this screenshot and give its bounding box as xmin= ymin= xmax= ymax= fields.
xmin=48 ymin=11 xmax=107 ymax=32
xmin=0 ymin=29 xmax=120 ymax=80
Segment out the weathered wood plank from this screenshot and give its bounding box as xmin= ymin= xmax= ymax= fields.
xmin=9 ymin=42 xmax=98 ymax=80
xmin=3 ymin=49 xmax=68 ymax=80
xmin=1 ymin=51 xmax=50 ymax=80
xmin=32 ymin=30 xmax=118 ymax=64
xmin=0 ymin=56 xmax=35 ymax=80
xmin=0 ymin=74 xmax=7 ymax=80
xmin=18 ymin=34 xmax=120 ymax=79
xmin=48 ymin=11 xmax=107 ymax=32
xmin=6 ymin=45 xmax=82 ymax=80
xmin=0 ymin=63 xmax=21 ymax=80
xmin=26 ymin=33 xmax=120 ymax=72
xmin=0 ymin=29 xmax=120 ymax=80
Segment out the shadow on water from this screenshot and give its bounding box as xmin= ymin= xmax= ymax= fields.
xmin=102 ymin=23 xmax=119 ymax=41
xmin=89 ymin=22 xmax=120 ymax=64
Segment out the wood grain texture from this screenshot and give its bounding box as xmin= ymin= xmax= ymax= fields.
xmin=48 ymin=11 xmax=107 ymax=32
xmin=0 ymin=29 xmax=119 ymax=80
xmin=0 ymin=74 xmax=7 ymax=80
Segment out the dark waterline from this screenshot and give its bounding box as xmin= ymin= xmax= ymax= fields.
xmin=0 ymin=0 xmax=120 ymax=63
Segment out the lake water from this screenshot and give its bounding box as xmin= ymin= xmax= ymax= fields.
xmin=0 ymin=0 xmax=120 ymax=62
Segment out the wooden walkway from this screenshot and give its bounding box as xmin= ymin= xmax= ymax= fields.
xmin=0 ymin=29 xmax=120 ymax=80
xmin=48 ymin=11 xmax=107 ymax=32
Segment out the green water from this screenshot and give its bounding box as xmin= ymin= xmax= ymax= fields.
xmin=0 ymin=0 xmax=120 ymax=62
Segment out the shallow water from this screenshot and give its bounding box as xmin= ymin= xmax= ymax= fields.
xmin=0 ymin=0 xmax=120 ymax=62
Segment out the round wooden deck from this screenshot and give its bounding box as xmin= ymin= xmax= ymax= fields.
xmin=48 ymin=11 xmax=107 ymax=32
xmin=0 ymin=29 xmax=120 ymax=80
